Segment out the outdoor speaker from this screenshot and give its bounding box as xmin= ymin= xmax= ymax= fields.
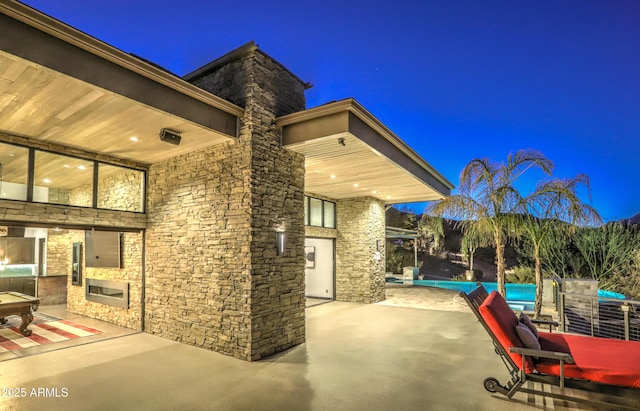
xmin=159 ymin=129 xmax=181 ymax=145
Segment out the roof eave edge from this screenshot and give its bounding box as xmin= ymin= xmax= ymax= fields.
xmin=0 ymin=2 xmax=244 ymax=118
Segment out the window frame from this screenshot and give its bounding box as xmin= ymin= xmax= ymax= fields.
xmin=0 ymin=141 xmax=146 ymax=213
xmin=304 ymin=196 xmax=336 ymax=229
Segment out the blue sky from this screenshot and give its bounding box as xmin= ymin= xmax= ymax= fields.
xmin=21 ymin=0 xmax=640 ymax=221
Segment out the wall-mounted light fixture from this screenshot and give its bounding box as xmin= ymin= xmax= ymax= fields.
xmin=159 ymin=128 xmax=181 ymax=145
xmin=273 ymin=218 xmax=287 ymax=256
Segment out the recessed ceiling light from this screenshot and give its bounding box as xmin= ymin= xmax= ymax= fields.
xmin=353 ymin=183 xmax=359 ymax=187
xmin=386 ymin=195 xmax=391 ymax=199
xmin=43 ymin=178 xmax=51 ymax=184
xmin=330 ymin=175 xmax=336 ymax=179
xmin=130 ymin=136 xmax=139 ymax=142
xmin=372 ymin=190 xmax=377 ymax=194
xmin=77 ymin=165 xmax=87 ymax=170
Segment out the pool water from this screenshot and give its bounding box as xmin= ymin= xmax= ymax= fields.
xmin=410 ymin=280 xmax=626 ymax=312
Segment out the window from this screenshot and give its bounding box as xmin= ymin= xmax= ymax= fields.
xmin=0 ymin=140 xmax=146 ymax=212
xmin=34 ymin=151 xmax=93 ymax=207
xmin=323 ymin=201 xmax=336 ymax=228
xmin=304 ymin=196 xmax=336 ymax=228
xmin=0 ymin=143 xmax=29 ymax=201
xmin=309 ymin=198 xmax=322 ymax=226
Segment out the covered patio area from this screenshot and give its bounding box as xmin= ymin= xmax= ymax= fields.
xmin=3 ymin=286 xmax=635 ymax=410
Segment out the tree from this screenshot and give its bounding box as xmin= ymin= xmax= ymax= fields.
xmin=518 ymin=175 xmax=601 ymax=318
xmin=573 ymin=223 xmax=639 ymax=291
xmin=460 ymin=223 xmax=489 ymax=271
xmin=418 ymin=215 xmax=445 ymax=255
xmin=427 ymin=149 xmax=553 ymax=296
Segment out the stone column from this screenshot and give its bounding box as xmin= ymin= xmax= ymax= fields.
xmin=145 ymin=43 xmax=307 ymax=361
xmin=335 ymin=197 xmax=386 ymax=303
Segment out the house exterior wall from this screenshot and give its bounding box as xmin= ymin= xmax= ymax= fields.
xmin=0 ymin=199 xmax=146 ymax=229
xmin=335 ymin=197 xmax=386 ymax=303
xmin=144 ymin=47 xmax=306 ymax=361
xmin=46 ymin=229 xmax=72 ymax=275
xmin=66 ymin=231 xmax=144 ymax=330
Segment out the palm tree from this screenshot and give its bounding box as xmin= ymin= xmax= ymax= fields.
xmin=519 ymin=175 xmax=601 ymax=318
xmin=427 ymin=149 xmax=553 ymax=296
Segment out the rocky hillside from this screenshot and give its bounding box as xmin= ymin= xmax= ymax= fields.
xmin=622 ymin=213 xmax=640 ymax=225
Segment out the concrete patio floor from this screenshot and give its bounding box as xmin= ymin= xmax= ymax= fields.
xmin=1 ymin=286 xmax=638 ymax=410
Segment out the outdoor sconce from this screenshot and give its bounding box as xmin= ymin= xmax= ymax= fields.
xmin=274 ymin=219 xmax=287 ymax=256
xmin=159 ymin=128 xmax=181 ymax=145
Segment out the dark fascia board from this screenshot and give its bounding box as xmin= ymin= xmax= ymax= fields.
xmin=0 ymin=3 xmax=241 ymax=137
xmin=278 ymin=98 xmax=454 ymax=197
xmin=348 ymin=111 xmax=452 ymax=196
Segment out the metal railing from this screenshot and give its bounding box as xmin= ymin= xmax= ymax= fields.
xmin=558 ymin=292 xmax=640 ymax=341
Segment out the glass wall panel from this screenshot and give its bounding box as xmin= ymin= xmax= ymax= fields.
xmin=34 ymin=152 xmax=93 ymax=207
xmin=309 ymin=197 xmax=323 ymax=226
xmin=323 ymin=201 xmax=335 ymax=228
xmin=305 ymin=196 xmax=336 ymax=228
xmin=98 ymin=164 xmax=144 ymax=212
xmin=0 ymin=143 xmax=29 ymax=201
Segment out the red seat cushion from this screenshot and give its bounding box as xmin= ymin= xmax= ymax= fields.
xmin=537 ymin=332 xmax=640 ymax=388
xmin=479 ymin=291 xmax=536 ymax=373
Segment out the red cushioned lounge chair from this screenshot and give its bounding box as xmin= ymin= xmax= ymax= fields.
xmin=462 ymin=284 xmax=640 ymax=410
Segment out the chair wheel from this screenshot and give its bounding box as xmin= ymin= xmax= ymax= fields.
xmin=483 ymin=377 xmax=500 ymax=393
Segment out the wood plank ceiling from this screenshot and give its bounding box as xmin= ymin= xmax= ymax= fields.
xmin=280 ymin=99 xmax=452 ymax=205
xmin=287 ymin=132 xmax=447 ymax=204
xmin=0 ymin=51 xmax=234 ymax=167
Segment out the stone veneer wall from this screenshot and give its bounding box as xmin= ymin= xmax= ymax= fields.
xmin=70 ymin=168 xmax=143 ymax=211
xmin=97 ymin=169 xmax=143 ymax=211
xmin=46 ymin=229 xmax=72 ymax=275
xmin=335 ymin=197 xmax=386 ymax=303
xmin=67 ymin=230 xmax=143 ymax=330
xmin=0 ymin=199 xmax=146 ymax=229
xmin=47 ymin=188 xmax=70 ymax=205
xmin=145 ymin=45 xmax=306 ymax=361
xmin=305 ymin=225 xmax=337 ymax=239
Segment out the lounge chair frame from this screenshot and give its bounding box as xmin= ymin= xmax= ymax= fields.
xmin=461 ymin=284 xmax=640 ymax=410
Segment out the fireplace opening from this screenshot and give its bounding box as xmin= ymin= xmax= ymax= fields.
xmin=85 ymin=278 xmax=129 ymax=308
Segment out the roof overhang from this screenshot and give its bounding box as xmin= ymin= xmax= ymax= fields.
xmin=0 ymin=2 xmax=243 ymax=164
xmin=277 ymin=99 xmax=453 ymax=204
xmin=386 ymin=226 xmax=419 ymax=239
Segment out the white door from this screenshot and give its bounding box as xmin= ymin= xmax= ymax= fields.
xmin=305 ymin=238 xmax=334 ymax=299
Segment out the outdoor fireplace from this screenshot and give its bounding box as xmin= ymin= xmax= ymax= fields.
xmin=85 ymin=278 xmax=129 ymax=308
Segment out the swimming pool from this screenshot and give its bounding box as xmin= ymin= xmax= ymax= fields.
xmin=411 ymin=280 xmax=626 ymax=311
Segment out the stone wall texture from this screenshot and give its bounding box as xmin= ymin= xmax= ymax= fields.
xmin=145 ymin=46 xmax=307 ymax=361
xmin=0 ymin=199 xmax=146 ymax=230
xmin=335 ymin=197 xmax=386 ymax=303
xmin=67 ymin=230 xmax=143 ymax=330
xmin=305 ymin=225 xmax=337 ymax=239
xmin=97 ymin=168 xmax=144 ymax=212
xmin=46 ymin=229 xmax=72 ymax=275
